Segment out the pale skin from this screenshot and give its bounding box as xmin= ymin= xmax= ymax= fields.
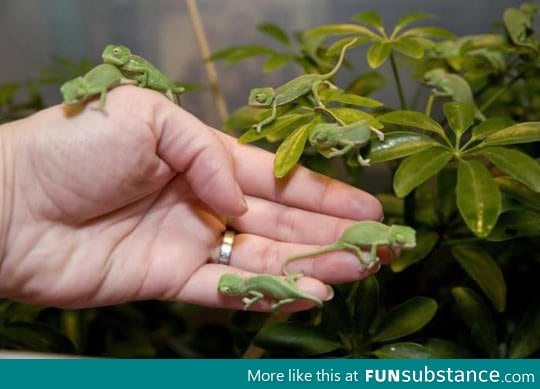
xmin=0 ymin=86 xmax=389 ymax=312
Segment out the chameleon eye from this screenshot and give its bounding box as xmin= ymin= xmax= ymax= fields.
xmin=255 ymin=93 xmax=267 ymax=103
xmin=113 ymin=48 xmax=120 ymax=55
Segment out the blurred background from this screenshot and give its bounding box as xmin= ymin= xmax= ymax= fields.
xmin=0 ymin=0 xmax=523 ymax=127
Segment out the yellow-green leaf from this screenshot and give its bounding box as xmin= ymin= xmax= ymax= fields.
xmin=393 ymin=148 xmax=452 ymax=198
xmin=369 ymin=131 xmax=441 ymax=163
xmin=392 ymin=37 xmax=424 ymax=58
xmin=509 ymin=303 xmax=540 ymax=358
xmin=257 ymin=23 xmax=290 ymax=45
xmin=443 ymin=102 xmax=475 ymax=135
xmin=239 ymin=113 xmax=308 ymax=143
xmin=329 ymin=107 xmax=382 ymax=128
xmin=377 ymin=110 xmax=445 ymax=137
xmin=367 ymin=42 xmax=392 ymax=68
xmin=483 ymin=122 xmax=540 ymax=146
xmin=471 ymin=117 xmax=515 ymax=141
xmin=487 ymin=209 xmax=540 ymax=241
xmin=495 ymin=176 xmax=540 ymax=211
xmin=457 ymin=160 xmax=501 ymax=237
xmin=477 ymin=147 xmax=540 ymax=192
xmin=273 ymin=121 xmax=313 ymax=178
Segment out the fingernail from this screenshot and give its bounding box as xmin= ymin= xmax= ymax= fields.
xmin=324 ymin=285 xmax=335 ymax=301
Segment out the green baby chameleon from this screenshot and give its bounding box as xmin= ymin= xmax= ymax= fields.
xmin=218 ymin=272 xmax=323 ymax=311
xmin=423 ymin=68 xmax=486 ymax=121
xmin=309 ymin=120 xmax=384 ymax=166
xmin=248 ymin=38 xmax=358 ymax=132
xmin=102 ymin=44 xmax=185 ymax=103
xmin=282 ymin=221 xmax=416 ymax=274
xmin=60 ymin=63 xmax=137 ymax=111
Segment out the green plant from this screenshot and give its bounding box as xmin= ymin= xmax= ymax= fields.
xmin=212 ymin=3 xmax=540 ymax=358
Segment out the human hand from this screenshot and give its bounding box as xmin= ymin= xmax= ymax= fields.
xmin=0 ymin=86 xmax=386 ymax=311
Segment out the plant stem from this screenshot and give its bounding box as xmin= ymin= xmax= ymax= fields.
xmin=186 ymin=0 xmax=229 ymax=124
xmin=390 ymin=52 xmax=407 ymax=110
xmin=425 ymin=93 xmax=435 ymax=116
xmin=479 ymin=71 xmax=524 ymax=112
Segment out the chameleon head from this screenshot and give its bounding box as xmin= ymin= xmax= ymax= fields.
xmin=389 ymin=225 xmax=417 ymax=249
xmin=248 ymin=88 xmax=275 ymax=107
xmin=60 ymin=78 xmax=86 ymax=105
xmin=101 ymin=44 xmax=131 ymax=66
xmin=308 ymin=124 xmax=340 ymax=149
xmin=218 ymin=273 xmax=244 ymax=295
xmin=423 ymin=68 xmax=446 ymax=85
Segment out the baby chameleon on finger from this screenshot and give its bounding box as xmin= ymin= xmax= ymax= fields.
xmin=282 ymin=221 xmax=416 ymax=275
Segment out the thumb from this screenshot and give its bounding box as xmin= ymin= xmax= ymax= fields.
xmin=155 ymin=104 xmax=247 ymax=217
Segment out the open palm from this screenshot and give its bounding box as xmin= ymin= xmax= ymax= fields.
xmin=0 ymin=87 xmax=384 ymax=311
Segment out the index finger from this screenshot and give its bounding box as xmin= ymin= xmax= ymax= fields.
xmin=217 ymin=132 xmax=383 ymax=221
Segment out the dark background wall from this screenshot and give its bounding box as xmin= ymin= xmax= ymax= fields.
xmin=0 ymin=0 xmax=524 ymax=126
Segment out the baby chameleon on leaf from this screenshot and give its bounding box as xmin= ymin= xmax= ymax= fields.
xmin=309 ymin=120 xmax=384 ymax=166
xmin=248 ymin=38 xmax=358 ymax=132
xmin=423 ymin=68 xmax=486 ymax=121
xmin=218 ymin=273 xmax=324 ymax=311
xmin=282 ymin=221 xmax=416 ymax=275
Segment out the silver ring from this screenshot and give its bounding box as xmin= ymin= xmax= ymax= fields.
xmin=211 ymin=230 xmax=235 ymax=265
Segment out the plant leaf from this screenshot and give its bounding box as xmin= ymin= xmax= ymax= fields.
xmin=324 ymin=90 xmax=383 ymax=108
xmin=476 ymin=147 xmax=540 ymax=192
xmin=329 ymin=107 xmax=383 ymax=128
xmin=443 ymin=102 xmax=475 ymax=135
xmin=374 ymin=338 xmax=470 ymax=358
xmin=305 ymin=24 xmax=379 ymax=40
xmin=352 ymin=11 xmax=384 ymax=32
xmin=354 ymin=276 xmax=380 ymax=338
xmin=0 ymin=321 xmax=76 ymax=353
xmin=451 ymin=287 xmax=498 ymax=357
xmin=257 ymin=23 xmax=290 ymax=45
xmin=471 ymin=117 xmax=515 ymax=141
xmin=263 ymin=53 xmax=293 ymax=73
xmin=495 ymin=176 xmax=540 ymax=211
xmin=369 ymin=131 xmax=440 ymax=163
xmin=391 ymin=230 xmax=439 ymax=272
xmin=274 ymin=121 xmax=314 ymax=178
xmin=367 ymin=42 xmax=392 ymax=68
xmin=392 ymin=12 xmax=435 ymax=35
xmin=451 ymin=245 xmax=506 ymax=312
xmin=207 ymin=45 xmax=275 ymax=64
xmin=346 ymin=72 xmax=386 ymax=96
xmin=401 ymin=27 xmax=455 ymax=39
xmin=252 ymin=322 xmax=341 ymax=355
xmin=377 ymin=110 xmax=446 ymax=137
xmin=482 ymin=122 xmax=540 ymax=146
xmin=326 ymin=36 xmax=369 ymax=56
xmin=487 ymin=209 xmax=540 ymax=241
xmin=509 ymin=302 xmax=540 ymax=358
xmin=457 ymin=160 xmax=501 ymax=237
xmin=392 ymin=37 xmax=424 ymax=58
xmin=238 ymin=113 xmax=309 ymax=143
xmin=393 ymin=148 xmax=452 ymax=198
xmin=372 ymin=297 xmax=437 ymax=342
xmin=377 ymin=193 xmax=403 ymax=216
